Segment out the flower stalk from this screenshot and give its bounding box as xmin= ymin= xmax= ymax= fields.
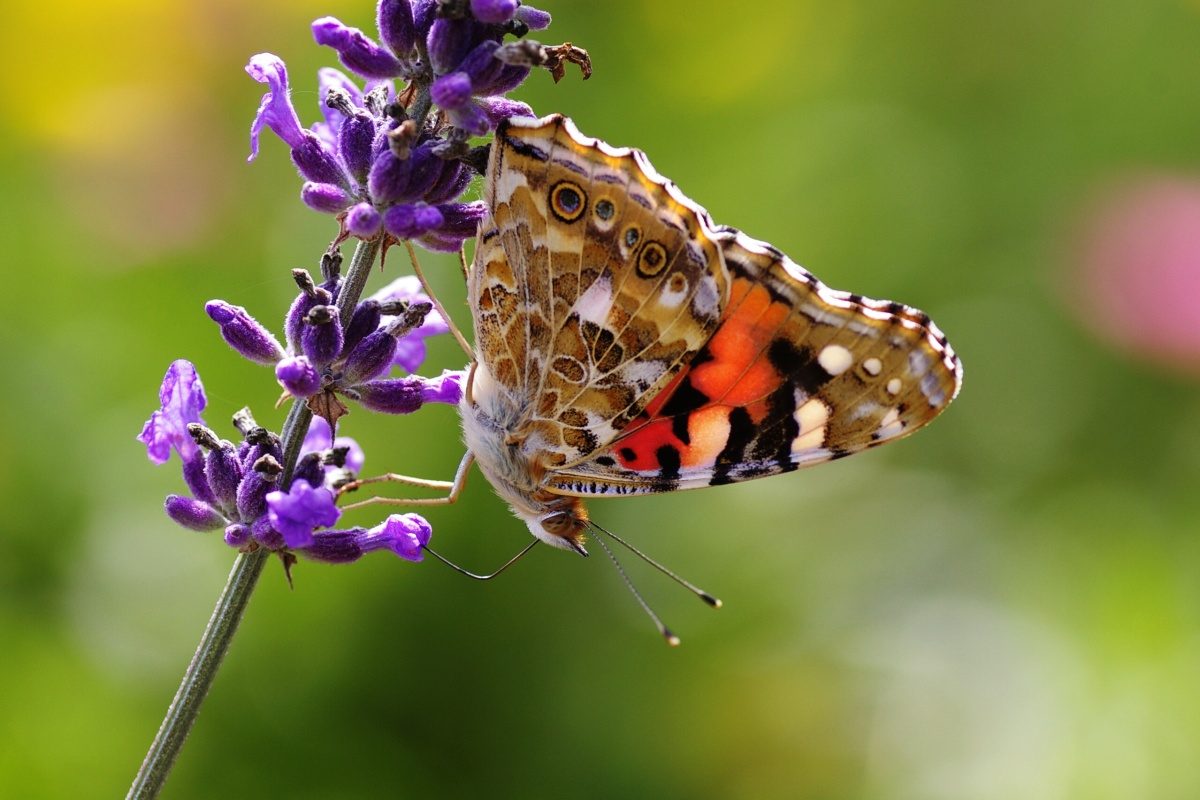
xmin=128 ymin=237 xmax=381 ymax=799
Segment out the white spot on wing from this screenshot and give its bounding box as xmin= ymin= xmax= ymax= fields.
xmin=863 ymin=357 xmax=883 ymax=376
xmin=877 ymin=407 xmax=904 ymax=440
xmin=887 ymin=378 xmax=902 ymax=395
xmin=818 ymin=344 xmax=854 ymax=376
xmin=575 ymin=274 xmax=612 ymax=326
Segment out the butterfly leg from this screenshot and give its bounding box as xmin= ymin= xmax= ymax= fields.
xmin=403 ymin=240 xmax=474 ymax=359
xmin=336 ymin=450 xmax=475 ymax=512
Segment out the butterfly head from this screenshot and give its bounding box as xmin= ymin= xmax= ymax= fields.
xmin=515 ymin=494 xmax=589 ymax=557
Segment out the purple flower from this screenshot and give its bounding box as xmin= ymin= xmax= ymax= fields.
xmin=246 ymin=54 xmax=306 ymax=159
xmin=138 ymin=360 xmax=207 ymax=466
xmin=276 ymin=356 xmax=323 ymax=398
xmin=266 ymin=480 xmax=342 ymax=548
xmin=298 ymin=514 xmax=432 ymax=564
xmin=471 ymin=0 xmax=518 ymax=24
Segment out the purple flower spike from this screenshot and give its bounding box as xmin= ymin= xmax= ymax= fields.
xmin=276 ymin=356 xmax=323 ymax=398
xmin=301 ymin=181 xmax=354 ymax=213
xmin=246 ymin=54 xmax=305 ymax=160
xmin=165 ymin=495 xmax=226 ymax=532
xmin=431 ymin=72 xmax=473 ymax=110
xmin=384 ymin=202 xmax=445 ymax=239
xmin=266 ymin=480 xmax=342 ymax=548
xmin=312 ymin=16 xmax=404 ymax=80
xmin=346 ymin=203 xmax=383 ymax=237
xmin=378 ymin=0 xmax=417 ymax=57
xmin=205 ymin=301 xmax=286 ymax=365
xmin=139 ymin=360 xmax=207 ymax=465
xmin=515 ymin=5 xmax=552 ymax=30
xmin=471 ymin=0 xmax=517 ymax=24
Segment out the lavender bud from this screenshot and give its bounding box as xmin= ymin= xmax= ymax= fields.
xmin=336 ymin=112 xmax=378 ymax=182
xmin=291 ymin=132 xmax=348 ymax=188
xmin=427 ymin=16 xmax=488 ymax=75
xmin=475 ymin=62 xmax=531 ymax=96
xmin=312 ymin=16 xmax=404 ymax=80
xmin=470 ymin=0 xmax=517 ymax=23
xmin=431 ymin=72 xmax=473 ymax=110
xmin=478 ymin=96 xmax=536 ymax=127
xmin=346 ymin=203 xmax=383 ymax=237
xmin=236 ymin=468 xmax=276 ymax=523
xmin=423 ymin=159 xmax=472 ymax=205
xmin=354 ymin=376 xmax=426 ymax=414
xmin=301 ymin=305 xmax=344 ymax=367
xmin=343 ymin=328 xmax=400 ymax=385
xmin=276 ymin=356 xmax=323 ymax=398
xmin=378 ymin=0 xmax=417 ymax=56
xmin=165 ymin=495 xmax=226 ymax=532
xmin=448 ymin=102 xmax=491 ymax=136
xmin=302 ymin=182 xmax=355 ymax=214
xmin=224 ymin=523 xmax=253 ymax=547
xmin=515 ymin=5 xmax=551 ymax=30
xmin=343 ymin=299 xmax=384 ymax=356
xmin=252 ymin=515 xmax=286 ymax=550
xmin=205 ymin=301 xmax=287 ymax=366
xmin=293 ymin=452 xmax=328 ymax=491
xmin=204 ymin=441 xmax=243 ymax=512
xmin=384 ymin=203 xmax=445 ymax=239
xmin=457 ymin=40 xmax=503 ymax=89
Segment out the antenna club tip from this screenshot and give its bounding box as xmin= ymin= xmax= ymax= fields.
xmin=701 ymin=593 xmax=722 ymax=608
xmin=665 ymin=632 xmax=681 ymax=647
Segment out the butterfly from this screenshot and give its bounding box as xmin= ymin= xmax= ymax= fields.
xmin=459 ymin=114 xmax=962 ymax=556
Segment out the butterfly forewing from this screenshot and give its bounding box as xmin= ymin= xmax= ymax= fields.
xmin=472 ymin=116 xmax=730 ymax=467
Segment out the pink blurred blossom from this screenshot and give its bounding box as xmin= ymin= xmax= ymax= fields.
xmin=1072 ymin=176 xmax=1200 ymax=373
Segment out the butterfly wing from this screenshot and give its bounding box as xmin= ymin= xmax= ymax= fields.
xmin=544 ymin=232 xmax=962 ymax=496
xmin=470 ymin=115 xmax=729 ymax=467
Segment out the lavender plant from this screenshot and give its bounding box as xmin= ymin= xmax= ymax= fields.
xmin=129 ymin=2 xmax=588 ymax=796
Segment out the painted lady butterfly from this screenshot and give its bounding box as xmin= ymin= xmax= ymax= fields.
xmin=459 ymin=114 xmax=962 ymax=556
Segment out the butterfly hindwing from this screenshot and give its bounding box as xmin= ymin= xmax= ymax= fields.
xmin=545 ymin=233 xmax=962 ymax=496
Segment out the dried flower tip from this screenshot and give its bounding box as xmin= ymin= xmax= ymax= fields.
xmin=387 ymin=118 xmax=419 ymax=159
xmin=253 ymin=454 xmax=284 ymax=478
xmin=187 ymin=423 xmax=222 ymax=450
xmin=321 ymin=248 xmax=344 ymax=280
xmin=386 ymin=301 xmax=433 ymax=338
xmin=496 ymin=40 xmax=590 ymax=82
xmin=231 ymin=408 xmax=263 ymax=440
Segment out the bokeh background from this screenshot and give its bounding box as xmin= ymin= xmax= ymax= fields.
xmin=4 ymin=1 xmax=1200 ymax=797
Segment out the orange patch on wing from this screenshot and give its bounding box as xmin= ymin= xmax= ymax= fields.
xmin=679 ymin=405 xmax=732 ymax=469
xmin=691 ymin=280 xmax=789 ymax=407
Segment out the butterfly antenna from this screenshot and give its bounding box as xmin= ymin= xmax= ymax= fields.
xmin=586 ymin=525 xmax=681 ymax=647
xmin=403 ymin=240 xmax=474 ymax=358
xmin=422 ymin=540 xmax=539 ymax=580
xmin=588 ymin=520 xmax=722 ymax=609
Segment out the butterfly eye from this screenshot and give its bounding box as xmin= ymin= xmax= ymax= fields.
xmin=541 ymin=511 xmax=575 ymax=536
xmin=595 ymin=199 xmax=615 ymax=220
xmin=550 ymin=181 xmax=586 ymax=222
xmin=637 ymin=241 xmax=668 ymax=277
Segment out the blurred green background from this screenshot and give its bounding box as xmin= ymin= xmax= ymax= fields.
xmin=4 ymin=0 xmax=1200 ymax=797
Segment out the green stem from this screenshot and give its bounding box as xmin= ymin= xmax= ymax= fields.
xmin=127 ymin=237 xmax=381 ymax=799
